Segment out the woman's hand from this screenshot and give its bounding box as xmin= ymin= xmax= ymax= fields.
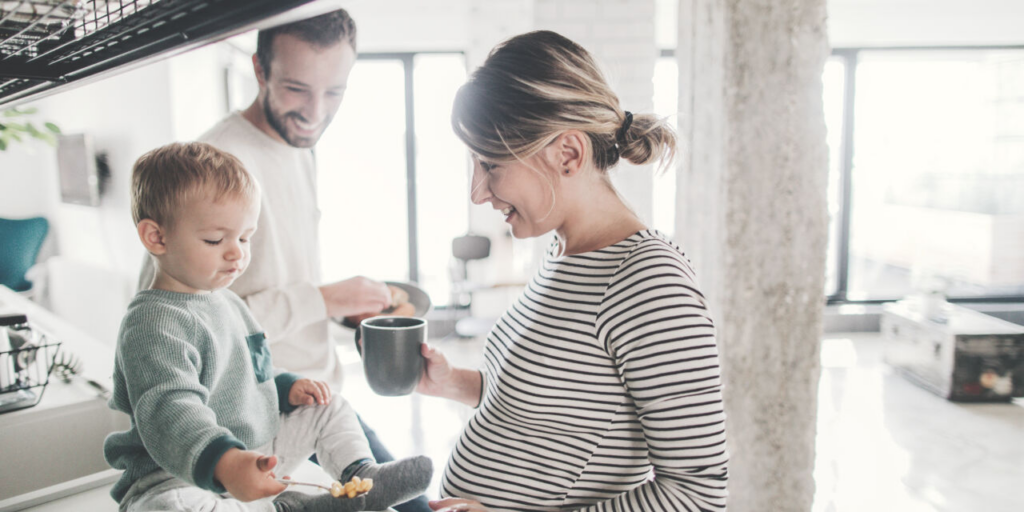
xmin=428 ymin=498 xmax=490 ymax=511
xmin=214 ymin=448 xmax=287 ymax=501
xmin=289 ymin=378 xmax=332 ymax=406
xmin=417 ymin=343 xmax=455 ymax=397
xmin=417 ymin=344 xmax=483 ymax=407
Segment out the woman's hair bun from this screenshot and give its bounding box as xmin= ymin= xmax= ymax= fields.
xmin=617 ymin=113 xmax=676 ymax=168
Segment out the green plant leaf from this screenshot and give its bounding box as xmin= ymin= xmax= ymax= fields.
xmin=0 ymin=109 xmax=59 ymax=150
xmin=0 ymin=139 xmax=6 ymax=151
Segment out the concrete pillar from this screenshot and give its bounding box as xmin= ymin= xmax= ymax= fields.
xmin=676 ymin=1 xmax=830 ymax=510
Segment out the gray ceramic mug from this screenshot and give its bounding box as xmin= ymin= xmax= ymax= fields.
xmin=359 ymin=316 xmax=426 ymax=396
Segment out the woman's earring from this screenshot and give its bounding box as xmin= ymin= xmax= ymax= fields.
xmin=564 ymin=169 xmax=570 ymax=174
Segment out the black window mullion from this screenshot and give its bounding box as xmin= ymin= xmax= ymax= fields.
xmin=402 ymin=54 xmax=419 ymax=283
xmin=831 ymin=49 xmax=857 ymax=304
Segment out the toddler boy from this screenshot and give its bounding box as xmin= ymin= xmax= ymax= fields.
xmin=104 ymin=142 xmax=431 ymax=511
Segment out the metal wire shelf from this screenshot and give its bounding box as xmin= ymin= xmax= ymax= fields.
xmin=0 ymin=338 xmax=62 ymax=414
xmin=0 ymin=0 xmax=321 ymax=107
xmin=1 ymin=1 xmax=157 ymax=62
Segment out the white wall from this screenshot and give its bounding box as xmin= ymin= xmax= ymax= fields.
xmin=0 ymin=61 xmax=176 ymax=343
xmin=348 ymin=0 xmax=472 ymax=52
xmin=829 ymin=0 xmax=1024 ymax=47
xmin=0 ymin=142 xmax=58 ymax=219
xmin=169 ymin=44 xmax=232 ymax=141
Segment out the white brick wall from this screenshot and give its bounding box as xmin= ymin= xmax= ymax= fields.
xmin=598 ymin=0 xmax=656 ymax=19
xmin=347 ymin=0 xmax=472 ymax=52
xmin=467 ymin=0 xmax=534 ymax=68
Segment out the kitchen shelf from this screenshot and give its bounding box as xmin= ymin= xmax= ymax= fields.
xmin=0 ymin=0 xmax=330 ymax=108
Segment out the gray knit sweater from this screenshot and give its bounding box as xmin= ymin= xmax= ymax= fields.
xmin=103 ymin=289 xmax=300 ymax=503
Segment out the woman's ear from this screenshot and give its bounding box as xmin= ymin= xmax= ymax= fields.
xmin=138 ymin=219 xmax=168 ymax=255
xmin=556 ymin=130 xmax=587 ymax=177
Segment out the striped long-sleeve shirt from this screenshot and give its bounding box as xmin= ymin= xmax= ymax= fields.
xmin=441 ymin=230 xmax=728 ymax=511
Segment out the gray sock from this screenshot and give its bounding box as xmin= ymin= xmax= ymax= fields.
xmin=351 ymin=455 xmax=433 ymax=511
xmin=273 ymin=490 xmax=366 ymax=512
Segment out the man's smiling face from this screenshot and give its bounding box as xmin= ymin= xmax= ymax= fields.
xmin=257 ymin=33 xmax=356 ymax=148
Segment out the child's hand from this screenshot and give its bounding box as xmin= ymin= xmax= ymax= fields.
xmin=289 ymin=378 xmax=332 ymax=406
xmin=214 ymin=448 xmax=287 ymax=501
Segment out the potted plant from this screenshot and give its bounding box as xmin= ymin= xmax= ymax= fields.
xmin=0 ymin=107 xmax=61 ymax=151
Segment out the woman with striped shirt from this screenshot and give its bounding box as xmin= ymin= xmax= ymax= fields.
xmin=419 ymin=31 xmax=729 ymax=512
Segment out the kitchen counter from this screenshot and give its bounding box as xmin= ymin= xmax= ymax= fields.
xmin=0 ymin=286 xmax=129 ymax=512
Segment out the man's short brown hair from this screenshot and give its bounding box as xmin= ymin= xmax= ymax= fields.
xmin=256 ymin=9 xmax=357 ymax=78
xmin=131 ymin=142 xmax=258 ymax=227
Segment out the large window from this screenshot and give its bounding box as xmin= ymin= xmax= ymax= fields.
xmin=825 ymin=48 xmax=1024 ymax=302
xmin=317 ymin=53 xmax=468 ymax=303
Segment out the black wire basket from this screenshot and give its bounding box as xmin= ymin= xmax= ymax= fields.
xmin=0 ymin=0 xmax=320 ymax=106
xmin=0 ymin=335 xmax=62 ymax=414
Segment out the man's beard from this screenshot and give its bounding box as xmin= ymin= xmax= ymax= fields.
xmin=263 ymin=92 xmax=331 ymax=148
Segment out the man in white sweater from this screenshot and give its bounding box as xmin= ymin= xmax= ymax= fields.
xmin=141 ymin=10 xmax=388 ymax=392
xmin=139 ymin=10 xmax=432 ymax=512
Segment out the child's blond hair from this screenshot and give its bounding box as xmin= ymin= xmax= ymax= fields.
xmin=131 ymin=142 xmax=258 ymax=227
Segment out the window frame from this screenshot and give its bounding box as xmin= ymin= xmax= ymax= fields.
xmin=664 ymin=45 xmax=1024 ymax=305
xmin=356 ymin=51 xmax=466 ymax=286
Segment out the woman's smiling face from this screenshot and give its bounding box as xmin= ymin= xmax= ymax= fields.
xmin=469 ymin=153 xmax=562 ymax=239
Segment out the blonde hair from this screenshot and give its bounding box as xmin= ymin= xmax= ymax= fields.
xmin=131 ymin=142 xmax=258 ymax=227
xmin=452 ymin=30 xmax=677 ymax=173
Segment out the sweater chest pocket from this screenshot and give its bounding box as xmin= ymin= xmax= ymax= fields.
xmin=246 ymin=332 xmax=273 ymax=383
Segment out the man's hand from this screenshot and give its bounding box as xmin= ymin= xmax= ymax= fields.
xmin=214 ymin=448 xmax=287 ymax=502
xmin=289 ymin=378 xmax=332 ymax=406
xmin=319 ymin=276 xmax=390 ymax=318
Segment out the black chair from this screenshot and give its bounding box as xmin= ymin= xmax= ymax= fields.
xmin=449 ymin=234 xmax=493 ymax=337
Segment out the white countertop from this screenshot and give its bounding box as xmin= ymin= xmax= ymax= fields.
xmin=0 ymin=286 xmax=128 ymax=511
